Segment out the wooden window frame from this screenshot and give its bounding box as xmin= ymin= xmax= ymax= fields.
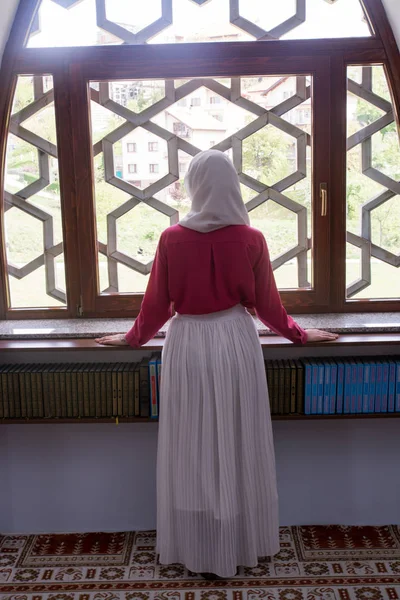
xmin=0 ymin=0 xmax=399 ymax=320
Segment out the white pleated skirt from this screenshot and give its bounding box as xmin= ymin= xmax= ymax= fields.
xmin=156 ymin=305 xmax=280 ymax=577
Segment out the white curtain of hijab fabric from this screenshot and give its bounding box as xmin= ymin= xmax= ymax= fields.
xmin=179 ymin=149 xmax=250 ymax=233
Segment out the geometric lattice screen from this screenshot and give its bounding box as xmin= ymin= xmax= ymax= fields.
xmin=90 ymin=75 xmax=313 ymax=294
xmin=346 ymin=65 xmax=400 ymax=300
xmin=4 ymin=76 xmax=66 ymax=308
xmin=28 ymin=0 xmax=371 ymax=48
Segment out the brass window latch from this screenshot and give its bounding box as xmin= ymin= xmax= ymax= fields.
xmin=320 ymin=183 xmax=328 ymax=216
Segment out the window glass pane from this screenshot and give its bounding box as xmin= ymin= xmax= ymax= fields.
xmin=346 ymin=65 xmax=400 ymax=300
xmin=3 ymin=76 xmax=66 ymax=309
xmin=90 ymin=75 xmax=313 ymax=293
xmin=27 ymin=0 xmax=371 ymax=48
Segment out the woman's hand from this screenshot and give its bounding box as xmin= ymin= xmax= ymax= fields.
xmin=305 ymin=329 xmax=338 ymax=343
xmin=95 ymin=334 xmax=129 ymax=346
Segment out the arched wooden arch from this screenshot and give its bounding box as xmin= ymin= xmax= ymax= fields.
xmin=0 ymin=0 xmax=399 ymax=319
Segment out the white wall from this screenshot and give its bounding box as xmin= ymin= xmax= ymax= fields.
xmin=1 ymin=418 xmax=400 ymax=534
xmin=382 ymin=0 xmax=400 ymax=49
xmin=0 ymin=0 xmax=20 ymax=67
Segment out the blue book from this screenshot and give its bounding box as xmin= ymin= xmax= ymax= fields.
xmin=369 ymin=362 xmax=377 ymax=413
xmin=304 ymin=360 xmax=312 ymax=415
xmin=350 ymin=360 xmax=358 ymax=414
xmin=381 ymin=362 xmax=389 ymax=413
xmin=396 ymin=360 xmax=400 ymax=412
xmin=336 ymin=360 xmax=344 ymax=414
xmin=329 ymin=359 xmax=337 ymax=415
xmin=343 ymin=359 xmax=352 ymax=414
xmin=156 ymin=358 xmax=162 ymax=415
xmin=375 ymin=361 xmax=383 ymax=413
xmin=388 ymin=359 xmax=396 ymax=413
xmin=323 ymin=361 xmax=331 ymax=415
xmin=311 ymin=360 xmax=319 ymax=415
xmin=317 ymin=361 xmax=324 ymax=415
xmin=149 ymin=355 xmax=159 ymax=419
xmin=362 ymin=363 xmax=370 ymax=413
xmin=356 ymin=362 xmax=364 ymax=413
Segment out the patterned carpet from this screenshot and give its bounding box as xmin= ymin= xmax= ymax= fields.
xmin=1 ymin=526 xmax=400 ymax=599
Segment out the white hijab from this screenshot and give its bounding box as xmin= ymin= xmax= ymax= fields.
xmin=180 ymin=149 xmax=250 ymax=233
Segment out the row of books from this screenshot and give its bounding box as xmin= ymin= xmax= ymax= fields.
xmin=0 ymin=356 xmax=161 ymax=419
xmin=0 ymin=357 xmax=399 ymax=419
xmin=290 ymin=357 xmax=400 ymax=415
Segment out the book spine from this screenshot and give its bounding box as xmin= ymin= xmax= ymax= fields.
xmin=1 ymin=370 xmax=9 ymax=418
xmin=95 ymin=368 xmax=102 ymax=418
xmin=310 ymin=363 xmax=318 ymax=415
xmin=396 ymin=362 xmax=400 ymax=412
xmin=375 ymin=363 xmax=383 ymax=413
xmin=157 ymin=359 xmax=162 ymax=416
xmin=12 ymin=370 xmax=21 ymax=418
xmin=278 ymin=362 xmax=285 ymax=415
xmin=31 ymin=368 xmax=38 ymax=418
xmin=77 ymin=368 xmax=84 ymax=417
xmin=134 ymin=366 xmax=140 ymax=417
xmin=100 ymin=368 xmax=107 ymax=418
xmin=106 ymin=368 xmax=113 ymax=417
xmin=323 ymin=362 xmax=330 ymax=415
xmin=88 ymin=367 xmax=96 ymax=418
xmin=369 ymin=364 xmax=376 ymax=413
xmin=329 ymin=362 xmax=337 ymax=415
xmin=149 ymin=360 xmax=158 ymax=419
xmin=7 ymin=369 xmax=15 ymax=418
xmin=290 ymin=362 xmax=296 ymax=414
xmin=128 ymin=365 xmax=135 ymax=417
xmin=140 ymin=364 xmax=150 ymax=418
xmin=122 ymin=366 xmax=129 ymax=417
xmin=112 ymin=367 xmax=118 ymax=416
xmin=25 ymin=370 xmax=32 ymax=418
xmin=356 ymin=363 xmax=363 ymax=414
xmin=296 ymin=362 xmax=304 ymax=415
xmin=304 ymin=362 xmax=312 ymax=415
xmin=388 ymin=362 xmax=396 ymax=413
xmin=283 ymin=360 xmax=292 ymax=415
xmin=272 ymin=362 xmax=279 ymax=415
xmin=343 ymin=363 xmax=352 ymax=414
xmin=350 ymin=364 xmax=357 ymax=414
xmin=65 ymin=368 xmax=73 ymax=418
xmin=0 ymin=370 xmax=3 ymax=419
xmin=42 ymin=370 xmax=51 ymax=418
xmin=83 ymin=369 xmax=90 ymax=417
xmin=48 ymin=368 xmax=56 ymax=418
xmin=59 ymin=370 xmax=67 ymax=418
xmin=363 ymin=364 xmax=370 ymax=413
xmin=19 ymin=368 xmax=27 ymax=418
xmin=336 ymin=362 xmax=344 ymax=414
xmin=117 ymin=368 xmax=123 ymax=416
xmin=381 ymin=363 xmax=389 ymax=413
xmin=71 ymin=368 xmax=79 ymax=418
xmin=317 ymin=363 xmax=324 ymax=415
xmin=54 ymin=368 xmax=62 ymax=418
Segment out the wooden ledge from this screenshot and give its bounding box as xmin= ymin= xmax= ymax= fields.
xmin=1 ymin=413 xmax=400 ymax=424
xmin=0 ymin=332 xmax=400 ymax=352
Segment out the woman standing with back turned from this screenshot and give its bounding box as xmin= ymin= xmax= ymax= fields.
xmin=96 ymin=150 xmax=337 ymax=579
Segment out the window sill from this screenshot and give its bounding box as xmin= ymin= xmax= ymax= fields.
xmin=0 ymin=312 xmax=400 ymax=343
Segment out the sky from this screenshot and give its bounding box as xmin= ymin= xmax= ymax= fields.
xmin=27 ymin=0 xmax=371 ymax=47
